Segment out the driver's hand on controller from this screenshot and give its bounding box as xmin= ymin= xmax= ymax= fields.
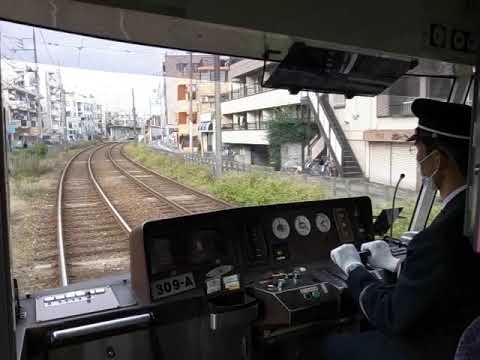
xmin=361 ymin=240 xmax=401 ymax=273
xmin=330 ymin=244 xmax=364 ymax=275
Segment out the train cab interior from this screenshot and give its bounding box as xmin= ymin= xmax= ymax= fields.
xmin=1 ymin=1 xmax=480 ymax=360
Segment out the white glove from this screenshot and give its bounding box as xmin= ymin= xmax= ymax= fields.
xmin=330 ymin=244 xmax=363 ymax=275
xmin=360 ymin=240 xmax=400 ymax=273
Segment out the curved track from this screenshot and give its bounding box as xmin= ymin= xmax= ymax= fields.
xmin=57 ymin=142 xmax=230 ymax=286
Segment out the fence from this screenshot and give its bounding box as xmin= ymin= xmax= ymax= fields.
xmin=156 ymin=147 xmax=422 ymax=207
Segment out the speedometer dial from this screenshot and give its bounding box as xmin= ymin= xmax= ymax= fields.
xmin=294 ymin=215 xmax=311 ymax=236
xmin=272 ymin=217 xmax=290 ymax=240
xmin=315 ymin=213 xmax=331 ymax=233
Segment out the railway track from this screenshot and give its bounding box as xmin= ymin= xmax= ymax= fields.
xmin=57 ymin=142 xmax=230 ymax=286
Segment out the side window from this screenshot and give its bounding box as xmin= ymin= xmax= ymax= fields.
xmin=177 ymin=84 xmax=187 ymax=100
xmin=332 ymin=94 xmax=346 ymax=109
xmin=177 ymin=112 xmax=187 ymax=124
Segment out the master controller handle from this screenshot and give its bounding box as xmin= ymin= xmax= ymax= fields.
xmin=359 ymin=249 xmax=371 ymax=265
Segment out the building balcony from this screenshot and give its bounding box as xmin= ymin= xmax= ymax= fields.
xmin=221 ymin=122 xmax=269 ymax=145
xmin=222 ymin=121 xmax=268 ymax=131
xmin=221 ymin=89 xmax=304 ymax=115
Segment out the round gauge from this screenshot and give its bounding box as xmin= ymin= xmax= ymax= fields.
xmin=315 ymin=213 xmax=331 ymax=233
xmin=272 ymin=217 xmax=290 ymax=240
xmin=294 ymin=215 xmax=311 ymax=236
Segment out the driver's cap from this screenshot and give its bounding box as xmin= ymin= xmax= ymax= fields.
xmin=407 ymin=98 xmax=472 ymax=142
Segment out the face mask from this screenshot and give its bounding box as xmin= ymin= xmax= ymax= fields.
xmin=418 ymin=150 xmax=439 ymax=191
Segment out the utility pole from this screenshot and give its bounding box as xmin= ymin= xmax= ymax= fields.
xmin=162 ymin=57 xmax=169 ymax=143
xmin=188 ymin=51 xmax=193 ymax=153
xmin=32 ymin=28 xmax=42 ymax=141
xmin=214 ymin=55 xmax=223 ymax=177
xmin=57 ymin=68 xmax=68 ymax=148
xmin=131 ymin=88 xmax=137 ymax=140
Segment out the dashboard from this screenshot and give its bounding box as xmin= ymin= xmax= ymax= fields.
xmin=131 ymin=196 xmax=373 ymax=308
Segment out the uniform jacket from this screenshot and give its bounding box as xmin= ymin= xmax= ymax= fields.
xmin=347 ymin=191 xmax=480 ymax=359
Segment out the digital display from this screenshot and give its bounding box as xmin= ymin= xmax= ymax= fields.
xmin=189 ymin=230 xmax=223 ymax=264
xmin=149 ymin=238 xmax=173 ymax=275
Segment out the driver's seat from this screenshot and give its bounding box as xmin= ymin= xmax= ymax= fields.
xmin=455 ymin=316 xmax=480 ymax=359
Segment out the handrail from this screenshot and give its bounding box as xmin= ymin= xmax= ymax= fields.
xmin=317 ymin=93 xmax=363 ymax=176
xmin=306 ymin=92 xmax=344 ymax=176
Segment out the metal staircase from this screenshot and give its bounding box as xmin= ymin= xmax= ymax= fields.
xmin=305 ymin=92 xmax=363 ymax=178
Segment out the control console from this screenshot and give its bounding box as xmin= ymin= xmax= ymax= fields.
xmin=130 ymin=196 xmax=374 ymax=332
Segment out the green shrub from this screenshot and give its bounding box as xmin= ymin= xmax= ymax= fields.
xmin=125 ymin=143 xmax=327 ymax=206
xmin=11 ymin=177 xmax=48 ymax=199
xmin=212 ymin=172 xmax=326 ymax=206
xmin=29 ymin=143 xmax=48 ymax=158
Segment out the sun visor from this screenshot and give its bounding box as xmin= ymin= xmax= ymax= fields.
xmin=262 ymin=42 xmax=418 ymax=98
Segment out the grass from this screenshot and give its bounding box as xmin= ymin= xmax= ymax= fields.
xmin=125 ymin=143 xmax=328 ymax=206
xmin=8 ymin=142 xmax=95 ymax=200
xmin=373 ymin=200 xmax=442 ymax=238
xmin=126 ymin=143 xmax=446 ymax=238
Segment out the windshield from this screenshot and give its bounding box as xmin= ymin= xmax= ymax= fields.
xmin=1 ymin=20 xmax=469 ymax=294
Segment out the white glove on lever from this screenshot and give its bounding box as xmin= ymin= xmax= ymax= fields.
xmin=361 ymin=240 xmax=401 ymax=273
xmin=330 ymin=244 xmax=363 ymax=275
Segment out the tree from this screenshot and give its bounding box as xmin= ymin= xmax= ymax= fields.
xmin=266 ymin=107 xmax=317 ymax=170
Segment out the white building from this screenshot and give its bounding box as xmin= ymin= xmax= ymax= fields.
xmin=220 ymin=59 xmax=459 ymax=189
xmin=43 ymin=70 xmax=66 ymax=142
xmin=65 ymin=92 xmax=102 ymax=141
xmin=221 ymin=59 xmax=329 ymax=168
xmin=1 ymin=63 xmax=42 ymax=146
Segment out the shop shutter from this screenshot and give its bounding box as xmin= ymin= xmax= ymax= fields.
xmin=376 ymin=95 xmax=390 ymax=117
xmin=391 ymin=143 xmax=418 ymax=190
xmin=369 ymin=143 xmax=391 ymax=185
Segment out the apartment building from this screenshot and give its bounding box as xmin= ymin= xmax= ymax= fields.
xmin=44 ymin=70 xmax=65 ymax=142
xmin=220 ymin=59 xmax=458 ymax=189
xmin=2 ymin=66 xmax=42 ymax=146
xmin=164 ymin=54 xmax=229 ymax=152
xmin=65 ymin=92 xmax=102 ymax=140
xmin=220 ymin=59 xmax=326 ymax=167
xmin=328 ymin=73 xmax=455 ymax=190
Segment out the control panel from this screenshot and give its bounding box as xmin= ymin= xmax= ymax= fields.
xmin=130 ymin=196 xmax=373 ymax=330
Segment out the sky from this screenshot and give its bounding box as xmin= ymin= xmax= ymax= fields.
xmin=0 ymin=20 xmax=188 ymax=115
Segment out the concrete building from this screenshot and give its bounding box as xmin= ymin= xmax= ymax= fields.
xmin=325 ymin=73 xmax=452 ymax=190
xmin=1 ymin=65 xmax=42 ymax=146
xmin=65 ymin=92 xmax=103 ymax=141
xmin=164 ymin=54 xmax=229 ymax=153
xmin=220 ymin=59 xmax=327 ymax=168
xmin=220 ymin=59 xmax=456 ymax=189
xmin=44 ymin=69 xmax=66 ymax=143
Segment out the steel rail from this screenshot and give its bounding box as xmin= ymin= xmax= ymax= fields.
xmin=56 ymin=145 xmax=97 ymax=287
xmin=87 ymin=144 xmax=133 ymax=233
xmin=106 ymin=144 xmax=193 ymax=215
xmin=117 ymin=143 xmax=231 ymax=208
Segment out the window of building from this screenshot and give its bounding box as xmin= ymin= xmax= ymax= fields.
xmin=21 ymin=120 xmax=27 ymax=127
xmin=178 ymin=112 xmax=187 ymax=124
xmin=377 ymin=76 xmax=420 ymax=117
xmin=200 ymin=71 xmax=211 ymax=81
xmin=176 ymin=63 xmax=188 ymax=73
xmin=192 ymin=112 xmax=198 ymax=124
xmin=177 ymin=84 xmax=187 ymax=100
xmin=332 ymin=94 xmax=346 ymax=109
xmin=30 ymin=121 xmax=36 ymax=127
xmin=190 ymin=85 xmax=197 ymax=100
